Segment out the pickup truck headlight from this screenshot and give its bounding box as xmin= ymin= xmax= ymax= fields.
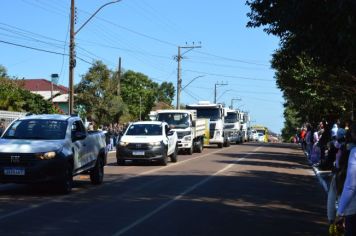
xmin=119 ymin=141 xmax=129 ymax=147
xmin=184 ymin=135 xmax=192 ymax=141
xmin=149 ymin=141 xmax=161 ymax=146
xmin=36 ymin=151 xmax=56 ymax=160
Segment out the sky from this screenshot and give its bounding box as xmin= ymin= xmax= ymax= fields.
xmin=0 ymin=0 xmax=284 ymax=133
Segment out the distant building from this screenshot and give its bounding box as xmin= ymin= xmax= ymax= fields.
xmin=19 ymin=79 xmax=69 ymax=114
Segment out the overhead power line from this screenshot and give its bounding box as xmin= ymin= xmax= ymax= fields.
xmin=78 ymin=8 xmax=177 ymax=47
xmin=185 ymin=69 xmax=274 ymax=82
xmin=0 ymin=39 xmax=93 ymax=65
xmin=193 ymin=51 xmax=270 ymax=67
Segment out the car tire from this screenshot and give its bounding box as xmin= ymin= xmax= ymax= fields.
xmin=187 ymin=145 xmax=193 ymax=155
xmin=90 ymin=157 xmax=104 ymax=185
xmin=170 ymin=145 xmax=178 ymax=163
xmin=57 ymin=163 xmax=73 ymax=194
xmin=218 ymin=143 xmax=223 ymax=148
xmin=160 ymin=150 xmax=168 ymax=166
xmin=196 ymin=139 xmax=203 ymax=153
xmin=117 ymin=159 xmax=125 ymax=166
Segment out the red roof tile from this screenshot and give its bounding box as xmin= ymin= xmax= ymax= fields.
xmin=19 ymin=79 xmax=68 ymax=93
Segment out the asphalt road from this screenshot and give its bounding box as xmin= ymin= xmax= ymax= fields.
xmin=0 ymin=142 xmax=328 ymax=236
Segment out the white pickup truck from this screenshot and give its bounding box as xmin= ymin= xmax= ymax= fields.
xmin=116 ymin=121 xmax=178 ymax=165
xmin=0 ymin=114 xmax=107 ymax=193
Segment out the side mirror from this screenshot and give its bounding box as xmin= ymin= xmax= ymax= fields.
xmin=72 ymin=131 xmax=86 ymax=141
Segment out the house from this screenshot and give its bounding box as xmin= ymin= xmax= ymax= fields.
xmin=19 ymin=79 xmax=69 ymax=114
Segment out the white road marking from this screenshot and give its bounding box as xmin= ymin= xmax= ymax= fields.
xmin=112 ymin=146 xmax=262 ymax=236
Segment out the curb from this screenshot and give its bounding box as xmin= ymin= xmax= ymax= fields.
xmin=303 ymin=149 xmax=330 ymax=193
xmin=312 ymin=166 xmax=329 ymax=193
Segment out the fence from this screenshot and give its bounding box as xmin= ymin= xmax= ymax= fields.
xmin=0 ymin=110 xmax=27 ymax=127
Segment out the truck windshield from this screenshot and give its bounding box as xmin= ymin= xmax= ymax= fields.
xmin=194 ymin=108 xmax=221 ymax=121
xmin=2 ymin=119 xmax=67 ymax=140
xmin=225 ymin=112 xmax=238 ymax=123
xmin=157 ymin=113 xmax=189 ymax=129
xmin=126 ymin=124 xmax=162 ymax=136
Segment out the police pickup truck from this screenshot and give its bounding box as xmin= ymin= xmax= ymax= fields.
xmin=0 ymin=114 xmax=107 ymax=193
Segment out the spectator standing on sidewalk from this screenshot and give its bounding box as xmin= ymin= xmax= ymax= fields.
xmin=327 ymin=127 xmax=349 ymax=225
xmin=305 ymin=124 xmax=313 ymax=161
xmin=336 ymin=122 xmax=356 ymax=236
xmin=311 ymin=123 xmax=321 ymax=164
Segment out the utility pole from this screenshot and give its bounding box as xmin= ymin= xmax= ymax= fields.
xmin=117 ymin=57 xmax=121 ymax=96
xmin=214 ymin=82 xmax=228 ymax=104
xmin=69 ymin=0 xmax=75 ymax=114
xmin=175 ymin=43 xmax=201 ymax=109
xmin=68 ymin=0 xmax=121 ymax=114
xmin=139 ymin=96 xmax=142 ymax=121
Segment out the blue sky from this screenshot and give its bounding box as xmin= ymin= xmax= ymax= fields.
xmin=0 ymin=0 xmax=284 ymax=133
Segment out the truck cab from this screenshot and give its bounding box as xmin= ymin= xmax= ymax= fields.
xmin=156 ymin=110 xmax=207 ymax=154
xmin=224 ymin=109 xmax=243 ymax=144
xmin=186 ymin=101 xmax=227 ymax=148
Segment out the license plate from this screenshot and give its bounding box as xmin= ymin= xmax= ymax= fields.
xmin=4 ymin=168 xmax=25 ymax=176
xmin=132 ymin=151 xmax=145 ymax=156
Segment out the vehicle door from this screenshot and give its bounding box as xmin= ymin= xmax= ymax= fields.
xmin=71 ymin=120 xmax=88 ymax=170
xmin=165 ymin=124 xmax=175 ymax=155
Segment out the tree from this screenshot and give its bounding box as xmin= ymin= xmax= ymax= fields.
xmin=0 ymin=65 xmax=7 ymax=78
xmin=246 ymin=0 xmax=356 ymax=127
xmin=75 ymin=61 xmax=126 ymax=125
xmin=120 ymin=70 xmax=157 ymax=121
xmin=281 ymin=105 xmax=301 ymax=142
xmin=0 ymin=68 xmax=57 ymax=113
xmin=156 ymin=82 xmax=175 ymax=105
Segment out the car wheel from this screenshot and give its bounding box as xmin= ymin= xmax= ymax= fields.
xmin=117 ymin=159 xmax=125 ymax=166
xmin=57 ymin=163 xmax=73 ymax=194
xmin=160 ymin=150 xmax=168 ymax=166
xmin=90 ymin=157 xmax=104 ymax=185
xmin=218 ymin=143 xmax=223 ymax=148
xmin=170 ymin=145 xmax=178 ymax=163
xmin=187 ymin=145 xmax=193 ymax=155
xmin=196 ymin=139 xmax=203 ymax=153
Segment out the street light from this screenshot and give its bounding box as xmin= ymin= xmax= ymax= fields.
xmin=216 ymin=89 xmax=232 ymax=102
xmin=182 ymin=75 xmax=205 ymax=91
xmin=230 ymin=98 xmax=241 ymax=109
xmin=68 ymin=0 xmax=121 ymax=114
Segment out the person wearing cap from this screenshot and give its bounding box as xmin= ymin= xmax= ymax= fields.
xmin=335 ymin=122 xmax=356 ymax=236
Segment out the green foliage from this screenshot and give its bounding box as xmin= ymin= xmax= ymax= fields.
xmin=120 ymin=70 xmax=157 ymax=121
xmin=0 ymin=76 xmax=56 ymax=114
xmin=75 ymin=61 xmax=126 ymax=125
xmin=156 ymin=82 xmax=175 ymax=105
xmin=0 ymin=65 xmax=7 ymax=78
xmin=281 ymin=106 xmax=301 ymax=141
xmin=246 ymin=0 xmax=356 ymax=132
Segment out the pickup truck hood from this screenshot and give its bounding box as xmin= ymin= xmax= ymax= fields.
xmin=121 ymin=135 xmax=163 ymax=143
xmin=0 ymin=139 xmax=65 ymax=153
